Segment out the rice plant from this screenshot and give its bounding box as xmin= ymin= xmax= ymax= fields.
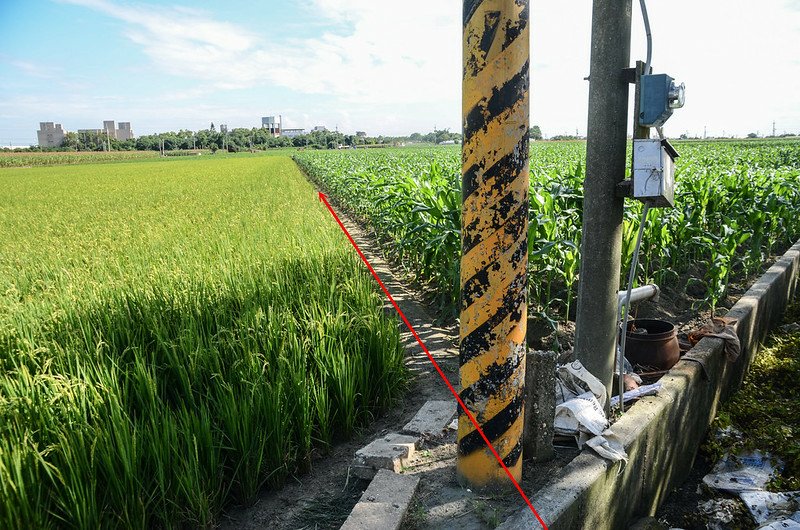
xmin=0 ymin=155 xmax=406 ymax=527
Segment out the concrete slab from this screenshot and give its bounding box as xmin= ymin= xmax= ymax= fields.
xmin=340 ymin=469 xmax=420 ymax=530
xmin=402 ymin=400 xmax=456 ymax=437
xmin=353 ymin=433 xmax=419 ymax=479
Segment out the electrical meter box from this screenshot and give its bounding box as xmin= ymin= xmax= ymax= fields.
xmin=633 ymin=139 xmax=678 ymax=207
xmin=639 ymin=74 xmax=685 ymax=127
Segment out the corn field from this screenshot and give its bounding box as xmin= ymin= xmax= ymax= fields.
xmin=0 ymin=150 xmax=162 ymax=168
xmin=0 ymin=156 xmax=406 ymax=527
xmin=295 ymin=139 xmax=800 ymax=320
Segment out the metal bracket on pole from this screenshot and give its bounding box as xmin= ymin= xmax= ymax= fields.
xmin=616 ymin=179 xmax=634 ymax=198
xmin=622 ymin=67 xmax=637 ymax=84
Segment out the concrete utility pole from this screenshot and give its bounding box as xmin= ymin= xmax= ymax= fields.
xmin=458 ymin=0 xmax=529 ymax=490
xmin=574 ymin=0 xmax=633 ymax=401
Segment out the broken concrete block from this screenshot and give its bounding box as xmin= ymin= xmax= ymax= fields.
xmin=402 ymin=400 xmax=456 ymax=437
xmin=523 ymin=349 xmax=557 ymax=462
xmin=340 ymin=469 xmax=420 ymax=530
xmin=352 ymin=433 xmax=419 ymax=479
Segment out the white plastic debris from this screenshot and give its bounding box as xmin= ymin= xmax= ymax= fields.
xmin=697 ymin=498 xmax=745 ymax=527
xmin=757 ymin=516 xmax=800 ymax=530
xmin=703 ymin=452 xmax=778 ymax=493
xmin=609 ymin=382 xmax=662 ymax=408
xmin=553 ymin=361 xmax=629 ymax=464
xmin=740 ymin=491 xmax=800 ymax=525
xmin=704 ymin=452 xmax=799 ymax=528
xmin=585 ymin=430 xmax=628 ymax=464
xmin=554 ymin=392 xmax=608 ymax=436
xmin=555 ymin=360 xmax=608 ymax=408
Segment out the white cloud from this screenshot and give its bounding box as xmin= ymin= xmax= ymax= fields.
xmin=61 ymin=0 xmax=461 ymax=107
xmin=61 ymin=0 xmax=263 ymax=88
xmin=8 ymin=59 xmax=60 ymax=79
xmin=18 ymin=0 xmax=800 ymax=137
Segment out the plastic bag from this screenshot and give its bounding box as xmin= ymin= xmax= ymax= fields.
xmin=554 ymin=392 xmax=608 ymax=436
xmin=555 ymin=360 xmax=608 ymax=408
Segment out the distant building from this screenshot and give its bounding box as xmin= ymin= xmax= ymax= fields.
xmin=220 ymin=124 xmax=228 ymax=134
xmin=103 ymin=120 xmax=116 ymax=138
xmin=262 ymin=116 xmax=282 ymax=137
xmin=312 ymin=125 xmax=327 ymax=133
xmin=356 ymin=131 xmax=366 ymax=138
xmin=282 ymin=128 xmax=305 ymax=138
xmin=78 ymin=120 xmax=135 ymax=141
xmin=37 ymin=122 xmax=66 ymax=148
xmin=117 ymin=122 xmax=134 ymax=141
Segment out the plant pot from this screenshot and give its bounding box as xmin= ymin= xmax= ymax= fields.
xmin=624 ymin=318 xmax=680 ymax=371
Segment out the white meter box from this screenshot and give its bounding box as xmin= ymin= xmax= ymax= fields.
xmin=632 ymin=139 xmax=678 ymax=207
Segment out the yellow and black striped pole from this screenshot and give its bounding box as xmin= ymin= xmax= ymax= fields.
xmin=458 ymin=0 xmax=530 ymax=490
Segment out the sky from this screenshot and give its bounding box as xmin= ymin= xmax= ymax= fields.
xmin=1 ymin=0 xmax=799 ymax=146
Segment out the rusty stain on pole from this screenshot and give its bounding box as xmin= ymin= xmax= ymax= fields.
xmin=458 ymin=0 xmax=530 ymax=490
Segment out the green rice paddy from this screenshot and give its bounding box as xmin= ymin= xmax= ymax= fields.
xmin=0 ymin=155 xmax=406 ymax=527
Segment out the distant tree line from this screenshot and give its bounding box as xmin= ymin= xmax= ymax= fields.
xmin=407 ymin=129 xmax=462 ymax=144
xmin=12 ymin=125 xmax=800 ymax=153
xmin=17 ymin=127 xmax=465 ymax=153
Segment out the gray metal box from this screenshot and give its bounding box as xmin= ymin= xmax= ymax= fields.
xmin=632 ymin=139 xmax=678 ymax=207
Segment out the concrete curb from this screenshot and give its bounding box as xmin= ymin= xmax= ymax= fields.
xmin=499 ymin=240 xmax=800 ymax=530
xmin=340 ymin=400 xmax=453 ymax=527
xmin=352 ymin=433 xmax=420 ymax=480
xmin=340 ymin=469 xmax=420 ymax=530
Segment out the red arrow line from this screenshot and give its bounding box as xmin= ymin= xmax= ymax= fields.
xmin=318 ymin=191 xmax=547 ymax=529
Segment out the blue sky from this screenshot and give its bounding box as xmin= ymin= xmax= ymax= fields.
xmin=1 ymin=0 xmax=799 ymax=146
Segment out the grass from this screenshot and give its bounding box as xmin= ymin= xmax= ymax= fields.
xmin=0 ymin=156 xmax=406 ymax=527
xmin=703 ymin=298 xmax=800 ymax=490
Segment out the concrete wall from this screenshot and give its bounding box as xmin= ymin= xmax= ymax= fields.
xmin=500 ymin=240 xmax=800 ymax=530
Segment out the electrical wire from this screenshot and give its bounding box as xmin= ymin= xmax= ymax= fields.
xmin=617 ymin=201 xmax=651 ymax=413
xmin=615 ymin=0 xmax=659 ymax=412
xmin=639 ymin=0 xmax=653 ymax=76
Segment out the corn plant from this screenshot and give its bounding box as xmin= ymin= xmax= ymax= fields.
xmin=297 ymin=139 xmax=800 ymax=320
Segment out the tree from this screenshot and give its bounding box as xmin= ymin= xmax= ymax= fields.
xmin=747 ymin=132 xmax=758 ymax=139
xmin=135 ymin=135 xmax=158 ymax=151
xmin=529 ymin=125 xmax=543 ymax=141
xmin=61 ymin=132 xmax=79 ymax=150
xmin=210 ymin=123 xmax=216 ymax=132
